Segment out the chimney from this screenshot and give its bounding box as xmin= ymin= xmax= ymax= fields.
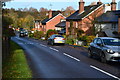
xmin=79 ymin=0 xmax=85 ymax=13
xmin=97 ymin=0 xmax=102 ymax=5
xmin=49 ymin=9 xmax=52 ymax=18
xmin=111 ymin=0 xmax=117 ymax=11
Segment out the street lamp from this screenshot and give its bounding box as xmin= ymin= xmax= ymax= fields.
xmin=0 ymin=0 xmax=12 ymax=7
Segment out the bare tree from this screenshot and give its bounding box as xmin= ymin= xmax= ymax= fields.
xmin=63 ymin=6 xmax=75 ymax=17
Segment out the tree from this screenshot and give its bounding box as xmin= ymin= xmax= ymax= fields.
xmin=2 ymin=15 xmax=15 ymax=36
xmin=9 ymin=12 xmax=19 ymax=29
xmin=24 ymin=15 xmax=34 ymax=30
xmin=39 ymin=7 xmax=48 ymax=20
xmin=63 ymin=6 xmax=75 ymax=17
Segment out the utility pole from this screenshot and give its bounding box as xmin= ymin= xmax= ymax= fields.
xmin=0 ymin=0 xmax=12 ymax=79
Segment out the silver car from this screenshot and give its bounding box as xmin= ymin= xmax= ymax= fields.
xmin=88 ymin=37 xmax=120 ymax=63
xmin=47 ymin=34 xmax=65 ymax=45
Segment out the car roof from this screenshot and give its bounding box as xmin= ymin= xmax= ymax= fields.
xmin=96 ymin=37 xmax=119 ymax=39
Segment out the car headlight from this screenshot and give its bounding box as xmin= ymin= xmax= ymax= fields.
xmin=107 ymin=49 xmax=115 ymax=54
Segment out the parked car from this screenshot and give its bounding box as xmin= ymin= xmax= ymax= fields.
xmin=88 ymin=37 xmax=120 ymax=63
xmin=47 ymin=34 xmax=65 ymax=45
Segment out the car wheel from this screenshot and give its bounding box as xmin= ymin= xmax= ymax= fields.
xmin=100 ymin=53 xmax=107 ymax=63
xmin=51 ymin=41 xmax=54 ymax=46
xmin=47 ymin=41 xmax=50 ymax=45
xmin=88 ymin=50 xmax=93 ymax=58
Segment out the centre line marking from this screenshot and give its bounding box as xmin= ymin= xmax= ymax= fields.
xmin=90 ymin=65 xmax=120 ymax=80
xmin=40 ymin=44 xmax=47 ymax=47
xmin=63 ymin=53 xmax=80 ymax=62
xmin=49 ymin=47 xmax=59 ymax=52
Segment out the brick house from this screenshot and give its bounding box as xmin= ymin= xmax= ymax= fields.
xmin=34 ymin=19 xmax=41 ymax=31
xmin=55 ymin=21 xmax=66 ymax=34
xmin=66 ymin=0 xmax=111 ymax=36
xmin=95 ymin=0 xmax=120 ymax=37
xmin=41 ymin=10 xmax=66 ymax=33
xmin=95 ymin=10 xmax=120 ymax=37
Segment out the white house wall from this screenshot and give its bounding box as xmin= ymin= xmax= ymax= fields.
xmin=104 ymin=4 xmax=111 ymax=13
xmin=95 ymin=23 xmax=118 ymax=37
xmin=118 ymin=1 xmax=120 ymax=10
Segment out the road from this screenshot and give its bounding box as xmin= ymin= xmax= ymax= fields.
xmin=11 ymin=36 xmax=120 ymax=79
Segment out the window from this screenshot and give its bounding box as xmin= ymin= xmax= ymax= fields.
xmin=76 ymin=22 xmax=78 ymax=28
xmin=112 ymin=24 xmax=116 ymax=29
xmin=93 ymin=38 xmax=98 ymax=43
xmin=97 ymin=39 xmax=102 ymax=44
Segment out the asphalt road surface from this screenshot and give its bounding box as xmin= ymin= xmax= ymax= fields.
xmin=11 ymin=36 xmax=120 ymax=79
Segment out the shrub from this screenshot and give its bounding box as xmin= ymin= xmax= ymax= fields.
xmin=33 ymin=31 xmax=44 ymax=39
xmin=45 ymin=29 xmax=57 ymax=39
xmin=112 ymin=31 xmax=118 ymax=35
xmin=65 ymin=39 xmax=74 ymax=45
xmin=77 ymin=36 xmax=88 ymax=42
xmin=77 ymin=35 xmax=96 ymax=46
xmin=29 ymin=32 xmax=34 ymax=38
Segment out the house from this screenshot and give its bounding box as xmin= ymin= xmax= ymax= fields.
xmin=34 ymin=19 xmax=41 ymax=31
xmin=41 ymin=10 xmax=66 ymax=33
xmin=66 ymin=0 xmax=111 ymax=36
xmin=118 ymin=1 xmax=120 ymax=10
xmin=118 ymin=14 xmax=120 ymax=36
xmin=95 ymin=0 xmax=120 ymax=37
xmin=55 ymin=21 xmax=66 ymax=34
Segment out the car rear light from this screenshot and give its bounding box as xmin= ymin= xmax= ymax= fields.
xmin=62 ymin=38 xmax=65 ymax=40
xmin=54 ymin=38 xmax=57 ymax=40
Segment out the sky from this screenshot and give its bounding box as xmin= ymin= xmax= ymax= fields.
xmin=3 ymin=0 xmax=120 ymax=10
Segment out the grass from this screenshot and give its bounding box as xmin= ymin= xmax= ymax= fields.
xmin=2 ymin=41 xmax=32 ymax=78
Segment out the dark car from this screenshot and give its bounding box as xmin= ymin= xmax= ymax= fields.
xmin=47 ymin=34 xmax=65 ymax=45
xmin=88 ymin=37 xmax=120 ymax=63
xmin=19 ymin=29 xmax=28 ymax=37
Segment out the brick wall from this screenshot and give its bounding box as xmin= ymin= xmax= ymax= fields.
xmin=45 ymin=14 xmax=65 ymax=32
xmin=66 ymin=4 xmax=104 ymax=35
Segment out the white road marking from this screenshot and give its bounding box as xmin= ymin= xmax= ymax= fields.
xmin=40 ymin=44 xmax=47 ymax=47
xmin=90 ymin=65 xmax=120 ymax=80
xmin=49 ymin=47 xmax=59 ymax=52
xmin=63 ymin=53 xmax=80 ymax=62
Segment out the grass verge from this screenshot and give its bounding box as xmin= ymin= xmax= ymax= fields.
xmin=2 ymin=41 xmax=32 ymax=78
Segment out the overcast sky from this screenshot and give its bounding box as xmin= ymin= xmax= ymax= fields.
xmin=3 ymin=0 xmax=120 ymax=10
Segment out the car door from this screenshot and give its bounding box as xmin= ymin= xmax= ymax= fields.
xmin=90 ymin=38 xmax=98 ymax=55
xmin=48 ymin=35 xmax=53 ymax=44
xmin=95 ymin=38 xmax=103 ymax=56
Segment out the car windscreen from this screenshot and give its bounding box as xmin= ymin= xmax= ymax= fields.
xmin=103 ymin=39 xmax=120 ymax=46
xmin=55 ymin=35 xmax=64 ymax=38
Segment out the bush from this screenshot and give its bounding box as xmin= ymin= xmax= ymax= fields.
xmin=112 ymin=31 xmax=118 ymax=35
xmin=65 ymin=39 xmax=74 ymax=45
xmin=77 ymin=35 xmax=96 ymax=46
xmin=45 ymin=29 xmax=57 ymax=40
xmin=29 ymin=32 xmax=34 ymax=38
xmin=33 ymin=31 xmax=44 ymax=39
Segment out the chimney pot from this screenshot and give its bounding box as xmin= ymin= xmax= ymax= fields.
xmin=111 ymin=0 xmax=117 ymax=11
xmin=49 ymin=9 xmax=52 ymax=18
